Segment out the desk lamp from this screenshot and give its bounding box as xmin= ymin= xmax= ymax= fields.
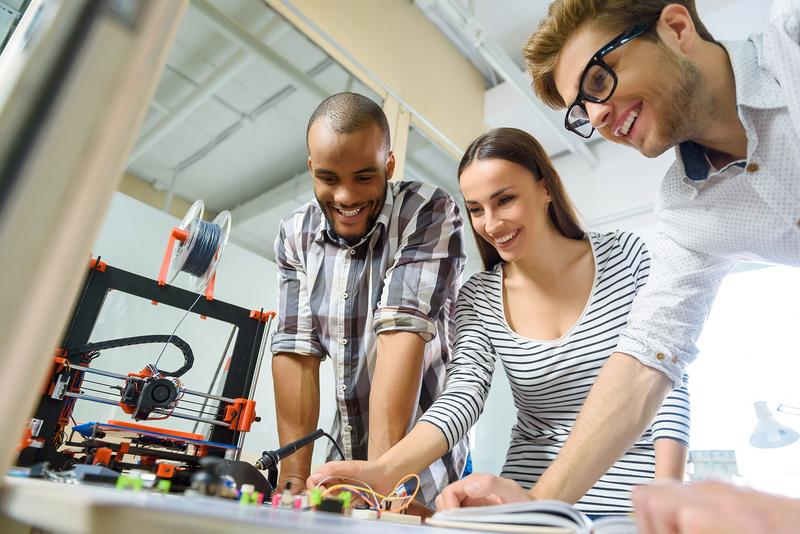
xmin=749 ymin=401 xmax=800 ymax=448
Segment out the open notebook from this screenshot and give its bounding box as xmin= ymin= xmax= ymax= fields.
xmin=425 ymin=500 xmax=637 ymax=534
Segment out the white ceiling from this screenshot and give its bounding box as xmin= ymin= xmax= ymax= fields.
xmin=123 ymin=0 xmax=771 ymax=262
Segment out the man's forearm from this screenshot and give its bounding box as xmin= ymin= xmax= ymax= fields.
xmin=368 ymin=331 xmax=425 ymax=460
xmin=530 ymin=353 xmax=672 ymax=503
xmin=272 ymin=353 xmax=321 ymax=480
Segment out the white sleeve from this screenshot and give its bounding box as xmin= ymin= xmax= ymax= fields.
xmin=616 ymin=231 xmax=735 ymax=386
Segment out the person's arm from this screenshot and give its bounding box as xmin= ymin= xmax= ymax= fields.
xmin=654 ymin=438 xmax=688 ymax=480
xmin=270 ymin=215 xmax=326 ymax=493
xmin=532 ymin=353 xmax=673 ymax=501
xmin=311 ymin=276 xmax=497 ymax=495
xmin=272 ymin=352 xmax=320 ymax=491
xmin=368 ymin=185 xmax=465 ymax=457
xmin=529 ymin=232 xmax=732 ymax=502
xmin=368 ymin=331 xmax=426 ymax=460
xmin=436 ymin=232 xmax=733 ymax=508
xmin=652 ymin=373 xmax=690 ymax=481
xmin=633 ymin=480 xmax=800 ymax=533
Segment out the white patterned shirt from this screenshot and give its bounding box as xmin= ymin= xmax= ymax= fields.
xmin=617 ymin=1 xmax=800 ymax=385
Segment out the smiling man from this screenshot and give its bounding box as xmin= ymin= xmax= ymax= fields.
xmin=270 ymin=92 xmax=468 ymax=508
xmin=433 ymin=0 xmax=800 ymax=531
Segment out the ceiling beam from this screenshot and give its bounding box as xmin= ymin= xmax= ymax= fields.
xmin=191 ymin=0 xmax=329 ymax=100
xmin=129 ymin=12 xmax=289 ymax=162
xmin=419 ymin=0 xmax=598 ymax=166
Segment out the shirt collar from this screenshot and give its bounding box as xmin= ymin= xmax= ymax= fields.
xmin=677 ymin=37 xmax=783 ymax=182
xmin=312 ymin=181 xmax=396 ymax=247
xmin=721 ymin=37 xmax=785 ymax=112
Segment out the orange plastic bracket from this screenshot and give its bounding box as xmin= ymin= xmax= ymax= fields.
xmin=92 ymin=447 xmax=113 ymax=466
xmin=115 ymin=442 xmax=130 ymax=463
xmin=89 ymin=258 xmax=107 ymax=272
xmin=249 ymin=310 xmax=276 ymax=322
xmin=156 ymin=463 xmax=176 ymax=479
xmin=158 ymin=227 xmax=189 ymax=287
xmin=223 ymin=398 xmax=257 ymax=432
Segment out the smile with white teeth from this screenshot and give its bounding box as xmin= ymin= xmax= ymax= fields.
xmin=495 ymin=229 xmax=519 ymax=244
xmin=615 ymin=109 xmax=639 ymax=137
xmin=336 ymin=206 xmax=363 ymax=217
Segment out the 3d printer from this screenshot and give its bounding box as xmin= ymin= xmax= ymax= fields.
xmin=16 ymin=201 xmax=276 ymax=494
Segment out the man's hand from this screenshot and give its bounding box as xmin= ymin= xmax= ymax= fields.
xmin=633 ymin=480 xmax=800 ymax=534
xmin=434 ymin=474 xmax=530 ymax=511
xmin=276 ymin=474 xmax=308 ymax=496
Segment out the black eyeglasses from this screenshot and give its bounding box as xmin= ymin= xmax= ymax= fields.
xmin=564 ymin=25 xmax=650 ymax=138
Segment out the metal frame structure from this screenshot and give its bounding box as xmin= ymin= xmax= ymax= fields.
xmin=18 ymin=261 xmax=268 ymax=470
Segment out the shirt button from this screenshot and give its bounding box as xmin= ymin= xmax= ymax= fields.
xmin=342 ymin=292 xmax=349 ymax=300
xmin=339 ymin=384 xmax=347 ymax=392
xmin=340 ymin=339 xmax=348 ymax=346
xmin=746 ymin=162 xmax=760 ymax=173
xmin=348 ymin=249 xmax=356 ymax=256
xmin=656 ymin=352 xmax=665 ymax=361
xmin=344 ymin=425 xmax=352 ymax=432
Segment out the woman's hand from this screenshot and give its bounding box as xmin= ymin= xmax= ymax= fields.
xmin=306 ymin=459 xmax=402 ymax=498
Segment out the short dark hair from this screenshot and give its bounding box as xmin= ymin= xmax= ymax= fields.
xmin=306 ymin=92 xmax=391 ymax=152
xmin=459 ymin=128 xmax=585 ymax=270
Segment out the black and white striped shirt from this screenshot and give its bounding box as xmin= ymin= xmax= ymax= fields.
xmin=420 ymin=231 xmax=690 ymax=515
xmin=271 ymin=180 xmax=469 ymax=506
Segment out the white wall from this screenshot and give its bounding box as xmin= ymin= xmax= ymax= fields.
xmin=81 ymin=193 xmax=337 ymax=464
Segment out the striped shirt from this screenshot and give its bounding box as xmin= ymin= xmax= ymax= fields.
xmin=271 ymin=180 xmax=469 ymax=506
xmin=420 ymin=231 xmax=690 ymax=515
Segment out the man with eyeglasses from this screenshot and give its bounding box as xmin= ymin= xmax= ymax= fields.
xmin=434 ymin=0 xmax=800 ymax=531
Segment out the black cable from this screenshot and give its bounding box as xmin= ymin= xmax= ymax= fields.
xmin=323 ymin=431 xmax=345 ymax=460
xmin=65 ymin=335 xmax=194 ymax=377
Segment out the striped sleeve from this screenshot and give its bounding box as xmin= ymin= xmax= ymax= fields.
xmin=621 ymin=230 xmax=691 ymax=445
xmin=652 ymin=374 xmax=691 ymax=445
xmin=418 ymin=277 xmax=496 ymax=449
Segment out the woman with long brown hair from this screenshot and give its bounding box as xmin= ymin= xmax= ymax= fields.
xmin=308 ymin=127 xmax=689 ymax=516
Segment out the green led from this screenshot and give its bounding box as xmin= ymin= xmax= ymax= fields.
xmin=115 ymin=475 xmax=131 ymax=490
xmin=157 ymin=479 xmax=171 ymax=494
xmin=338 ymin=491 xmax=352 ymax=510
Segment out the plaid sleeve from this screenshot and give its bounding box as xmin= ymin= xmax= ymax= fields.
xmin=270 ymin=213 xmax=325 ymax=359
xmin=373 ymin=186 xmax=465 ymax=341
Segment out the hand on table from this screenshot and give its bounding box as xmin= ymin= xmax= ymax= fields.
xmin=307 ymin=460 xmax=398 ymax=498
xmin=275 ymin=475 xmax=308 ymax=496
xmin=633 ymin=480 xmax=800 ymax=534
xmin=434 ymin=473 xmax=530 ymax=511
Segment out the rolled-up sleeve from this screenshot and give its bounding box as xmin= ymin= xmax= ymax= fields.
xmin=373 ymin=188 xmax=465 ymax=341
xmin=270 ymin=215 xmax=325 ymax=359
xmin=617 ymin=231 xmax=734 ymax=386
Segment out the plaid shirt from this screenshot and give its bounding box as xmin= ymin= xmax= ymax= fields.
xmin=271 ymin=180 xmax=469 ymax=506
